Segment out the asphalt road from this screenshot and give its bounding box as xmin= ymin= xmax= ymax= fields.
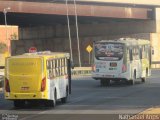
xmin=0 ymin=69 xmax=160 ymax=120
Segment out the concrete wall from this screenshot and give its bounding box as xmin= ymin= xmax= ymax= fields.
xmin=19 ymin=20 xmax=156 ymax=39
xmin=15 ymin=19 xmax=158 ymax=66
xmin=19 ymin=26 xmax=56 ymax=40
xmin=18 ymin=20 xmax=155 ymax=66
xmin=12 ymin=33 xmax=152 ymax=66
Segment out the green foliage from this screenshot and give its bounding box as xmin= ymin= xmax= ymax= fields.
xmin=10 ymin=33 xmax=18 ymax=40
xmin=0 ymin=43 xmax=7 ymax=53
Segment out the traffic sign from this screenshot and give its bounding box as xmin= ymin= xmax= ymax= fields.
xmin=86 ymin=45 xmax=92 ymax=53
xmin=29 ymin=47 xmax=37 ymax=53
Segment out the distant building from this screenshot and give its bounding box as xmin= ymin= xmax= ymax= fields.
xmin=0 ymin=25 xmax=18 ymax=48
xmin=0 ymin=25 xmax=18 ymax=67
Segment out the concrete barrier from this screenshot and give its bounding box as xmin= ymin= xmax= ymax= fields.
xmin=72 ymin=67 xmax=92 ymax=76
xmin=151 ymin=61 xmax=160 ymax=68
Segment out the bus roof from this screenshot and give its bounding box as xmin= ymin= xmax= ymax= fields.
xmin=95 ymin=38 xmax=150 ymax=46
xmin=9 ymin=51 xmax=70 ymax=59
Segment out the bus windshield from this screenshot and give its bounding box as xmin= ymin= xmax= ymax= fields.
xmin=95 ymin=43 xmax=124 ymax=61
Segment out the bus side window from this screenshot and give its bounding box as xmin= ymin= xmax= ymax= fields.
xmin=135 ymin=47 xmax=139 ymax=60
xmin=47 ymin=60 xmax=52 ymax=79
xmin=59 ymin=59 xmax=61 ymax=76
xmin=60 ymin=59 xmax=62 ymax=76
xmin=61 ymin=58 xmax=63 ymax=76
xmin=127 ymin=49 xmax=130 ymax=61
xmin=145 ymin=45 xmax=149 ymax=58
xmin=47 ymin=60 xmax=50 ymax=69
xmin=61 ymin=58 xmax=64 ymax=76
xmin=140 ymin=47 xmax=142 ymax=59
xmin=142 ymin=46 xmax=146 ymax=59
xmin=64 ymin=58 xmax=67 ymax=75
xmin=46 ymin=60 xmax=49 ymax=78
xmin=55 ymin=59 xmax=59 ymax=77
xmin=53 ymin=60 xmax=56 ymax=78
xmin=50 ymin=60 xmax=53 ymax=79
xmin=58 ymin=59 xmax=61 ymax=76
xmin=129 ymin=49 xmax=133 ymax=61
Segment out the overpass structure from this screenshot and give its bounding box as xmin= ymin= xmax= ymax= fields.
xmin=0 ymin=0 xmax=160 ymax=67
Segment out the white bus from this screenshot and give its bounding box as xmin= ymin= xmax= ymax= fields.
xmin=5 ymin=51 xmax=72 ymax=107
xmin=92 ymin=38 xmax=151 ymax=86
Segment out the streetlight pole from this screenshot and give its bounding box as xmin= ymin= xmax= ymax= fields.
xmin=73 ymin=0 xmax=81 ymax=67
xmin=3 ymin=7 xmax=11 ymax=53
xmin=65 ymin=0 xmax=73 ymax=62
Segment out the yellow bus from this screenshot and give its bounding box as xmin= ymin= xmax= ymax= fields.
xmin=4 ymin=51 xmax=72 ymax=107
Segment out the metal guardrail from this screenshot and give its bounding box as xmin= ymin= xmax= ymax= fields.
xmin=71 ymin=67 xmax=92 ymax=76
xmin=151 ymin=61 xmax=160 ymax=68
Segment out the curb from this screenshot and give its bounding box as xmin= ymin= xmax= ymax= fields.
xmin=128 ymin=107 xmax=160 ymax=120
xmin=140 ymin=107 xmax=160 ymax=114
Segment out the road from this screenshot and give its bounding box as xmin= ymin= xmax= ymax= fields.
xmin=0 ymin=69 xmax=160 ymax=120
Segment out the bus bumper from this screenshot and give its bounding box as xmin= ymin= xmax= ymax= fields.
xmin=92 ymin=72 xmax=129 ymax=81
xmin=5 ymin=92 xmax=48 ymax=100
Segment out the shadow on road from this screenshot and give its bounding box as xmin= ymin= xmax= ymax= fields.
xmin=0 ymin=70 xmax=160 ymax=113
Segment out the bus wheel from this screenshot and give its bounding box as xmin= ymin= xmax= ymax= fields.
xmin=61 ymin=86 xmax=68 ymax=103
xmin=105 ymin=80 xmax=110 ymax=86
xmin=14 ymin=100 xmax=25 ymax=108
xmin=127 ymin=79 xmax=135 ymax=85
xmin=100 ymin=79 xmax=104 ymax=86
xmin=128 ymin=72 xmax=136 ymax=85
xmin=100 ymin=79 xmax=105 ymax=86
xmin=128 ymin=80 xmax=135 ymax=85
xmin=142 ymin=69 xmax=148 ymax=83
xmin=100 ymin=79 xmax=110 ymax=86
xmin=53 ymin=89 xmax=57 ymax=107
xmin=141 ymin=77 xmax=146 ymax=83
xmin=45 ymin=90 xmax=57 ymax=107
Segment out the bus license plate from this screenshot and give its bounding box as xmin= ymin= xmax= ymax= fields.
xmin=110 ymin=62 xmax=117 ymax=67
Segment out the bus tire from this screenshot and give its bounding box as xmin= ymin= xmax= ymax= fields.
xmin=105 ymin=80 xmax=110 ymax=86
xmin=53 ymin=89 xmax=57 ymax=107
xmin=141 ymin=68 xmax=148 ymax=83
xmin=146 ymin=68 xmax=148 ymax=77
xmin=128 ymin=71 xmax=136 ymax=85
xmin=45 ymin=89 xmax=57 ymax=107
xmin=100 ymin=79 xmax=105 ymax=86
xmin=61 ymin=86 xmax=68 ymax=104
xmin=128 ymin=80 xmax=134 ymax=85
xmin=14 ymin=100 xmax=25 ymax=108
xmin=141 ymin=77 xmax=146 ymax=83
xmin=100 ymin=79 xmax=107 ymax=86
